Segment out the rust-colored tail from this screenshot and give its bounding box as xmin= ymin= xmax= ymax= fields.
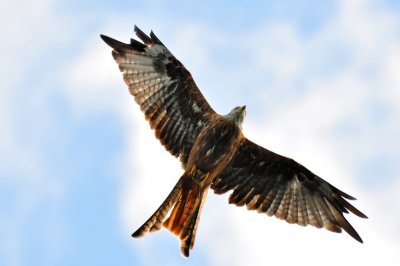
xmin=132 ymin=174 xmax=208 ymax=257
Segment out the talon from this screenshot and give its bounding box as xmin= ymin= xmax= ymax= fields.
xmin=199 ymin=172 xmax=209 ymax=182
xmin=189 ymin=165 xmax=197 ymax=177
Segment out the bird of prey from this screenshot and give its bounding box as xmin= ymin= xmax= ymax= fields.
xmin=100 ymin=26 xmax=367 ymax=257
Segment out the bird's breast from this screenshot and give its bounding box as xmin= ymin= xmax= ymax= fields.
xmin=186 ymin=118 xmax=243 ymax=178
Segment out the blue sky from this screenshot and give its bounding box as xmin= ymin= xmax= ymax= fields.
xmin=1 ymin=0 xmax=400 ymax=265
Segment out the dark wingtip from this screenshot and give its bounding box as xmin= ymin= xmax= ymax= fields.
xmin=333 ymin=192 xmax=368 ymax=219
xmin=180 ymin=246 xmax=190 ymax=257
xmin=352 ymin=230 xmax=364 ymax=243
xmin=131 ymin=229 xmax=143 ymax=238
xmin=134 ymin=25 xmax=152 ymax=45
xmin=100 ymin=34 xmax=112 ymax=44
xmin=337 ymin=189 xmax=357 ymax=200
xmin=326 ymin=199 xmax=365 ymax=244
xmin=342 ymin=218 xmax=364 ymax=244
xmin=356 ymin=210 xmax=368 ymax=219
xmin=150 ymin=30 xmax=163 ymax=45
xmin=100 ymin=34 xmax=128 ymax=50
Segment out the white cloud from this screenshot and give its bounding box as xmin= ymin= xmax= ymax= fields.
xmin=254 ymin=23 xmax=305 ymax=88
xmin=0 ymin=1 xmax=74 ymax=264
xmin=65 ymin=39 xmax=129 ymax=118
xmin=0 ymin=0 xmax=51 ymax=176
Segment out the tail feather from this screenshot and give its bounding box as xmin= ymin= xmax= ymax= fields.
xmin=132 ymin=174 xmax=208 ymax=257
xmin=179 ymin=189 xmax=208 ymax=256
xmin=131 ymin=178 xmax=183 ymax=237
xmin=163 ymin=188 xmax=193 ymax=235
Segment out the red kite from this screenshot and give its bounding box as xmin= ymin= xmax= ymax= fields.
xmin=101 ymin=26 xmax=367 ymax=257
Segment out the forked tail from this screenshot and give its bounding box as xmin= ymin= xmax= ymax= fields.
xmin=132 ymin=174 xmax=208 ymax=257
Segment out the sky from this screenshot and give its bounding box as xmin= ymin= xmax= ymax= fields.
xmin=1 ymin=0 xmax=400 ymax=265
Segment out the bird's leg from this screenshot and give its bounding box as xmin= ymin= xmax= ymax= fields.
xmin=198 ymin=172 xmax=209 ymax=182
xmin=188 ymin=165 xmax=209 ymax=185
xmin=196 ymin=172 xmax=210 ymax=187
xmin=189 ymin=165 xmax=197 ymax=177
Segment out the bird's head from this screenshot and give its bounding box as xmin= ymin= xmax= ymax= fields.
xmin=225 ymin=105 xmax=246 ymax=125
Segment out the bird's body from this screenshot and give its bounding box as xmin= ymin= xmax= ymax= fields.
xmin=133 ymin=109 xmax=245 ymax=256
xmin=186 ymin=108 xmax=245 ymax=183
xmin=101 ymin=26 xmax=367 ymax=257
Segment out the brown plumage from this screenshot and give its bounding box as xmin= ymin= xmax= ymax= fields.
xmin=100 ymin=26 xmax=367 ymax=257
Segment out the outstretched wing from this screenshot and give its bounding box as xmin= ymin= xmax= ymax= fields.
xmin=211 ymin=138 xmax=367 ymax=242
xmin=101 ymin=26 xmax=217 ymax=165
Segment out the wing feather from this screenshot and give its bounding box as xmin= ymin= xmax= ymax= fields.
xmin=276 ymin=185 xmax=292 ymax=220
xmin=259 ymin=182 xmax=280 ymax=213
xmin=247 ymin=176 xmax=274 ymax=210
xmin=101 ymin=26 xmax=217 ymax=165
xmin=297 ymin=188 xmax=308 ymax=226
xmin=287 ymin=183 xmax=298 ymax=224
xmin=267 ymin=183 xmax=285 ymax=217
xmin=211 ymin=138 xmax=367 ymax=242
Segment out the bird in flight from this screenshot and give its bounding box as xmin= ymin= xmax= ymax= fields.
xmin=100 ymin=26 xmax=367 ymax=257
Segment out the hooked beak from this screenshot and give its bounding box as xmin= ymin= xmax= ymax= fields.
xmin=240 ymin=105 xmax=246 ymax=117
